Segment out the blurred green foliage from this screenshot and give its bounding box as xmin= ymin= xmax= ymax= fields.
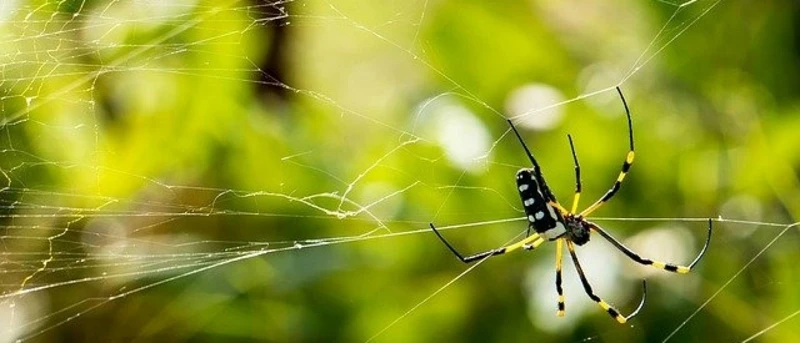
xmin=1 ymin=0 xmax=799 ymax=342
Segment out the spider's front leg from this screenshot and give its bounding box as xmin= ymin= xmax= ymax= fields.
xmin=580 ymin=86 xmax=635 ymax=217
xmin=429 ymin=223 xmax=545 ymax=264
xmin=567 ymin=134 xmax=582 ymax=214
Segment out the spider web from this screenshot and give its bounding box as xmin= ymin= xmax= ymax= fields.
xmin=1 ymin=0 xmax=798 ymax=342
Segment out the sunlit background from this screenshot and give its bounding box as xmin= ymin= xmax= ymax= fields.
xmin=1 ymin=0 xmax=799 ymax=342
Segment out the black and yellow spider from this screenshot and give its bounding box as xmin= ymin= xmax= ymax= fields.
xmin=429 ymin=87 xmax=712 ymax=324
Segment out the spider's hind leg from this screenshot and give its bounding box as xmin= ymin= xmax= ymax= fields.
xmin=567 ymin=241 xmax=647 ymax=323
xmin=588 ymin=219 xmax=713 ymax=273
xmin=555 ymin=239 xmax=566 ymax=317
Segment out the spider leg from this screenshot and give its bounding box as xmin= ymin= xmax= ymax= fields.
xmin=555 ymin=238 xmax=566 ymax=317
xmin=579 ymin=86 xmax=635 ymax=217
xmin=508 ymin=119 xmax=559 ymax=203
xmin=567 ymin=134 xmax=581 ymax=214
xmin=587 ymin=219 xmax=713 ymax=273
xmin=429 ymin=223 xmax=545 ymax=264
xmin=567 ymin=241 xmax=647 ymax=324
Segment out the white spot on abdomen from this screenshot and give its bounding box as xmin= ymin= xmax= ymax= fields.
xmin=523 ymin=198 xmax=535 ymax=206
xmin=519 ymin=184 xmax=529 ymax=191
xmin=535 ymin=211 xmax=545 ymax=220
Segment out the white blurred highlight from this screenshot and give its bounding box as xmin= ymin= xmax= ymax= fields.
xmin=425 ymin=101 xmax=491 ymax=173
xmin=720 ymin=195 xmax=762 ymax=238
xmin=622 ymin=225 xmax=694 ymax=279
xmin=141 ymin=0 xmax=200 ymax=22
xmin=0 ymin=302 xmax=23 ymax=343
xmin=524 ymin=241 xmax=622 ymax=332
xmin=505 ymin=84 xmax=565 ymax=130
xmin=577 ymin=63 xmax=627 ymax=118
xmin=0 ymin=0 xmax=19 ymax=23
xmin=1 ymin=294 xmax=47 ymax=343
xmin=82 ymin=0 xmax=199 ymax=48
xmin=82 ymin=218 xmax=129 ymax=256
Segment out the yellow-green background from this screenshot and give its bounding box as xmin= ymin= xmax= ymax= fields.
xmin=1 ymin=0 xmax=798 ymax=342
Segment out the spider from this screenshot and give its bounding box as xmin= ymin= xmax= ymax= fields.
xmin=429 ymin=87 xmax=712 ymax=324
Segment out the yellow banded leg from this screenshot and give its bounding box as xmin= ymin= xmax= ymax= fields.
xmin=570 ymin=193 xmax=581 ymax=215
xmin=555 ymin=239 xmax=565 ymax=317
xmin=550 ymin=201 xmax=569 ymax=216
xmin=588 ymin=221 xmax=712 ymax=274
xmin=579 ymin=151 xmax=634 ymax=217
xmin=430 ymin=224 xmax=544 ymax=264
xmin=508 ymin=235 xmax=544 ymax=252
xmin=567 ymin=241 xmax=646 ymax=324
xmin=652 ymin=261 xmax=690 ymax=274
xmin=580 ymin=86 xmax=636 ymax=218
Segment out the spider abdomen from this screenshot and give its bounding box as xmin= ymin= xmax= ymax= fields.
xmin=516 ymin=168 xmax=566 ymax=240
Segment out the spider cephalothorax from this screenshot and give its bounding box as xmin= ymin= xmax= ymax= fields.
xmin=563 ymin=214 xmax=590 ymax=246
xmin=429 ymin=87 xmax=712 ymax=324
